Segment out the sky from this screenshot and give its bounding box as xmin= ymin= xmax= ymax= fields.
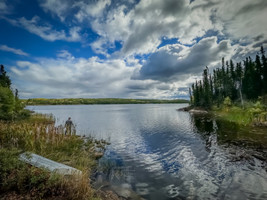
xmin=0 ymin=0 xmax=267 ymax=99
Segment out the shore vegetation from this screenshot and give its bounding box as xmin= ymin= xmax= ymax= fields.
xmin=189 ymin=46 xmax=267 ymax=126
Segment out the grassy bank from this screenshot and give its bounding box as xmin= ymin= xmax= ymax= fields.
xmin=0 ymin=113 xmax=105 ymax=200
xmin=212 ymin=101 xmax=267 ymax=126
xmin=24 ymin=98 xmax=188 ymax=105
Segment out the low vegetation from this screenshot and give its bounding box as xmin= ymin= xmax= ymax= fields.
xmin=24 ymin=98 xmax=188 ymax=105
xmin=0 ymin=114 xmax=103 ymax=199
xmin=213 ymin=100 xmax=267 ymax=126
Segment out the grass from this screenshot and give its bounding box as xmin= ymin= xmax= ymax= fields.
xmin=212 ymin=101 xmax=267 ymax=126
xmin=0 ymin=113 xmax=104 ymax=200
xmin=213 ymin=106 xmax=252 ymax=125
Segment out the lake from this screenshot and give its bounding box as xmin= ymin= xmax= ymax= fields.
xmin=27 ymin=104 xmax=267 ymax=200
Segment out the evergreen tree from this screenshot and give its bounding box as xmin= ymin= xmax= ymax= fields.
xmin=193 ymin=81 xmax=200 ymax=106
xmin=198 ymin=80 xmax=204 ymax=107
xmin=0 ymin=65 xmax=11 ymax=88
xmin=209 ymin=74 xmax=213 ymax=103
xmin=213 ymin=69 xmax=220 ymax=107
xmin=189 ymin=87 xmax=193 ymax=105
xmin=0 ymin=86 xmax=15 ymax=119
xmin=203 ymin=67 xmax=212 ymax=108
xmin=235 ymin=62 xmax=244 ymax=106
xmin=255 ymin=54 xmax=263 ymax=96
xmin=261 ymin=46 xmax=267 ymax=94
xmin=0 ymin=64 xmax=26 ymax=120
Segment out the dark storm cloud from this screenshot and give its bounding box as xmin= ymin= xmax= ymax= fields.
xmin=135 ymin=0 xmax=187 ymax=17
xmin=252 ymin=40 xmax=267 ymax=49
xmin=136 ymin=37 xmax=232 ymax=82
xmin=127 ymin=82 xmax=155 ymax=91
xmin=191 ymin=0 xmax=220 ymax=11
xmin=234 ymin=0 xmax=267 ymax=18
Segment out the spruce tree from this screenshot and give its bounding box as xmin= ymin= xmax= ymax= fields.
xmin=261 ymin=46 xmax=267 ymax=94
xmin=0 ymin=65 xmax=25 ymax=119
xmin=0 ymin=65 xmax=11 ymax=88
xmin=203 ymin=67 xmax=212 ymax=108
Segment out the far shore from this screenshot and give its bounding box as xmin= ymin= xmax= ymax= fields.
xmin=23 ymin=98 xmax=189 ymax=105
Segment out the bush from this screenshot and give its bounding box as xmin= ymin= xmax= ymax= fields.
xmin=0 ymin=86 xmax=15 ymax=120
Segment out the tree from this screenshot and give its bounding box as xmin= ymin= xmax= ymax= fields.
xmin=235 ymin=62 xmax=244 ymax=107
xmin=189 ymin=87 xmax=193 ymax=105
xmin=0 ymin=86 xmax=15 ymax=119
xmin=203 ymin=67 xmax=212 ymax=108
xmin=0 ymin=64 xmax=26 ymax=120
xmin=261 ymin=46 xmax=267 ymax=94
xmin=0 ymin=65 xmax=11 ymax=88
xmin=193 ymin=81 xmax=200 ymax=106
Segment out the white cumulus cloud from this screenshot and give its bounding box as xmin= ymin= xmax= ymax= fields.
xmin=0 ymin=44 xmax=29 ymax=56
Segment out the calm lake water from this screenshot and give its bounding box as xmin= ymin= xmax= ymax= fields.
xmin=27 ymin=104 xmax=267 ymax=200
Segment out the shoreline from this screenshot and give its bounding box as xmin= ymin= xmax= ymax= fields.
xmin=23 ymin=98 xmax=189 ymax=106
xmin=178 ymin=105 xmax=267 ymax=127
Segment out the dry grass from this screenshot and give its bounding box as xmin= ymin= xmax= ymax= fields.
xmin=0 ymin=114 xmax=103 ymax=200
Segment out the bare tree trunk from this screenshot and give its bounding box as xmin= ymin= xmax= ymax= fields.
xmin=239 ymin=80 xmax=244 ymax=109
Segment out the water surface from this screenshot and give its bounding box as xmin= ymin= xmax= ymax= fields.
xmin=28 ymin=104 xmax=267 ymax=200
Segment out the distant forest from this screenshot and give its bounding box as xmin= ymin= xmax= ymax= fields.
xmin=24 ymin=98 xmax=188 ymax=105
xmin=190 ymin=46 xmax=267 ymax=108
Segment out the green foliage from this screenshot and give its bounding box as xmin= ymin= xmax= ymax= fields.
xmin=215 ymin=106 xmax=252 ymax=125
xmin=0 ymin=65 xmax=11 ymax=88
xmin=0 ymin=86 xmax=15 ymax=119
xmin=215 ymin=100 xmax=267 ymax=126
xmin=223 ymin=97 xmax=232 ymax=108
xmin=0 ymin=65 xmax=27 ymax=120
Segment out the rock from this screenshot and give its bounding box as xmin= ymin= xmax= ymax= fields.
xmin=111 ymin=184 xmax=145 ymax=200
xmin=189 ymin=109 xmax=209 ymax=114
xmin=97 ymin=189 xmax=126 ymax=200
xmin=177 ymin=106 xmax=193 ymax=112
xmin=94 ymin=152 xmax=104 ymax=159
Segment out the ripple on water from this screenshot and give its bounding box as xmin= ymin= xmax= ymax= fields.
xmin=28 ymin=104 xmax=267 ymax=200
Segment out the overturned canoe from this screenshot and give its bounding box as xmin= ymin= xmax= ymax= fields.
xmin=19 ymin=152 xmax=82 ymax=175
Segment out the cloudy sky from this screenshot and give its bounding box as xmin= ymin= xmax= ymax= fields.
xmin=0 ymin=0 xmax=266 ymax=99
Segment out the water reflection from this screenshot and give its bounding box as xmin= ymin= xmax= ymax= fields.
xmin=28 ymin=104 xmax=267 ymax=200
xmin=191 ymin=113 xmax=267 ymax=152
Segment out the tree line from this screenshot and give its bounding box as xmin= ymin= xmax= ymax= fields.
xmin=190 ymin=46 xmax=267 ymax=109
xmin=0 ymin=65 xmax=27 ymax=120
xmin=25 ymin=98 xmax=188 ymax=105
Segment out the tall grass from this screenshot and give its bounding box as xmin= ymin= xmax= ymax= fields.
xmin=213 ymin=101 xmax=267 ymax=126
xmin=0 ymin=113 xmax=102 ymax=199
